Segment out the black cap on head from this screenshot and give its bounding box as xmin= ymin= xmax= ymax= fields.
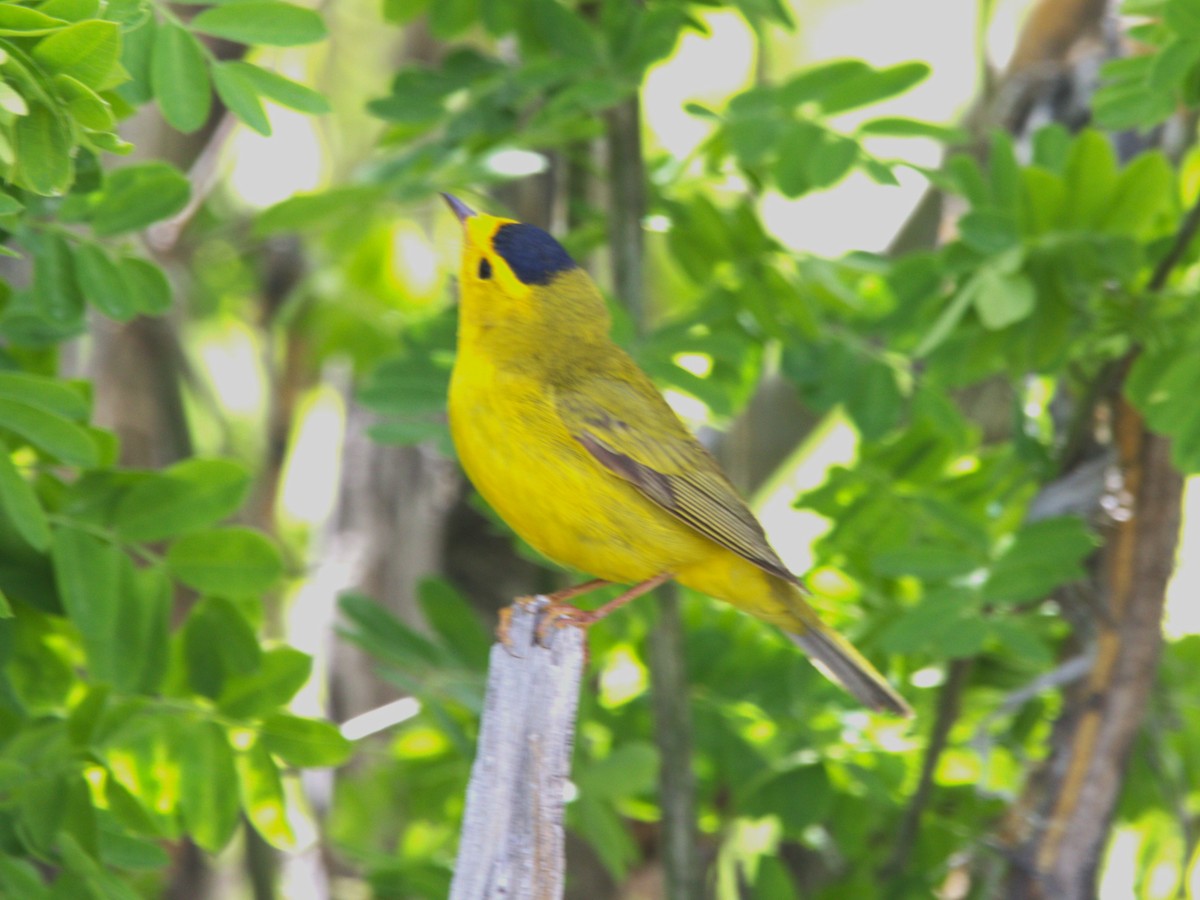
xmin=492 ymin=223 xmax=577 ymax=286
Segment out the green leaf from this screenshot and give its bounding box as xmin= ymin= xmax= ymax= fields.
xmin=982 ymin=517 xmax=1096 ymax=604
xmin=191 ymin=1 xmax=327 ymax=46
xmin=261 ymin=713 xmax=352 ymax=767
xmin=74 ymin=242 xmax=137 ymax=320
xmin=337 ymin=592 xmax=445 ymax=670
xmin=1021 ymin=167 xmax=1065 ymax=234
xmin=1032 ymin=123 xmax=1071 ymax=172
xmin=858 ymin=116 xmax=967 ymax=142
xmin=1126 ymin=335 xmax=1200 ymax=473
xmin=807 ymin=133 xmax=859 ymax=189
xmin=0 ymin=437 xmax=50 ymax=550
xmin=574 ymin=742 xmax=658 ymax=800
xmin=781 ymin=337 xmax=903 ymax=440
xmin=55 ymin=540 xmax=171 ymax=696
xmin=914 ymin=286 xmax=974 ymax=358
xmin=743 ymin=763 xmax=833 ymax=834
xmin=529 ymin=0 xmax=598 ymax=63
xmin=152 ymin=22 xmax=211 ymax=133
xmin=14 ymin=102 xmax=73 ymax=194
xmin=971 ymin=269 xmax=1036 ymax=330
xmin=819 ymin=61 xmax=929 ymax=115
xmin=872 ymin=545 xmax=982 ymax=580
xmin=1148 ymin=37 xmax=1200 ymax=89
xmin=51 ymin=526 xmax=121 ymax=675
xmin=31 ymin=19 xmax=120 ymax=89
xmin=90 ymin=162 xmax=190 ymax=235
xmin=0 ymin=80 xmax=27 ymax=115
xmin=1094 ymin=78 xmax=1175 ymax=130
xmin=57 ymin=832 xmax=141 ymax=900
xmin=0 ymin=371 xmax=89 ymax=420
xmin=30 ymin=231 xmax=84 ymax=330
xmin=119 ymin=257 xmax=172 ymax=314
xmin=416 ymin=577 xmax=491 ymax=669
xmin=570 ymin=797 xmax=637 ymax=880
xmin=115 ymin=458 xmax=252 ymax=542
xmin=879 ymin=591 xmax=980 ymax=655
xmin=218 ymin=647 xmax=312 ymax=719
xmin=779 ymin=59 xmax=869 ymax=106
xmin=37 ymin=0 xmax=100 ymax=20
xmin=988 ymin=130 xmax=1022 ymax=221
xmin=228 ymin=62 xmax=329 ymax=114
xmin=384 ymin=0 xmax=429 ymax=23
xmin=358 ymin=355 xmax=451 ymax=417
xmin=54 ymin=74 xmax=114 ymax=131
xmin=182 ymin=597 xmax=262 ymax=698
xmin=1099 ymin=150 xmax=1174 ymax=237
xmin=1062 ymin=129 xmax=1118 ymax=229
xmin=0 ymin=857 xmax=51 ymax=899
xmin=117 ymin=564 xmax=171 ymax=694
xmin=428 ymin=0 xmax=478 ymax=38
xmin=236 ymin=739 xmax=294 ymax=848
xmin=1166 ymin=0 xmax=1200 ymax=32
xmin=178 ymin=720 xmax=240 ymax=852
xmin=97 ymin=827 xmax=172 ymax=872
xmin=166 ymin=526 xmax=283 ymax=596
xmin=0 ymin=5 xmax=68 ymax=33
xmin=117 ymin=18 xmax=155 ymax=105
xmin=772 ymin=121 xmax=820 ymax=195
xmin=957 ymin=210 xmax=1020 ymax=254
xmin=212 ymin=61 xmax=270 ymax=135
xmin=0 ymin=397 xmax=98 ymax=466
xmin=754 ymin=857 xmax=800 ymax=900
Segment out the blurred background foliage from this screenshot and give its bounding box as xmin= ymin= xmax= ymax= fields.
xmin=1 ymin=0 xmax=1200 ymax=897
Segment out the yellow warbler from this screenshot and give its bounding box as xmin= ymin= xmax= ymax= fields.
xmin=443 ymin=194 xmax=910 ymax=716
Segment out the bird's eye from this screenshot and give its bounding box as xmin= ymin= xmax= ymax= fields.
xmin=478 ymin=258 xmax=492 ymax=279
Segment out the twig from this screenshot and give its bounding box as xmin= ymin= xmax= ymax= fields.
xmin=648 ymin=585 xmax=703 ymax=899
xmin=1146 ymin=188 xmax=1200 ymax=292
xmin=449 ymin=597 xmax=585 ymax=900
xmin=606 ymin=93 xmax=704 ymax=898
xmin=880 ymin=658 xmax=973 ymax=885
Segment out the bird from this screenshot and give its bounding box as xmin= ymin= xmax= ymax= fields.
xmin=442 ymin=193 xmax=911 ymax=717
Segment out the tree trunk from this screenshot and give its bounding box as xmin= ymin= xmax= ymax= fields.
xmin=999 ymin=398 xmax=1182 ymax=897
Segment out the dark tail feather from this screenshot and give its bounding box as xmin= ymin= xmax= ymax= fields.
xmin=789 ymin=624 xmax=912 ymax=717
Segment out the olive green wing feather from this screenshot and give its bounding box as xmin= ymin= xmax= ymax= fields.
xmin=556 ymin=372 xmax=798 ymax=584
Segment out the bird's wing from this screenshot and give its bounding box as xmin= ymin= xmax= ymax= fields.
xmin=556 ymin=371 xmax=798 ymax=584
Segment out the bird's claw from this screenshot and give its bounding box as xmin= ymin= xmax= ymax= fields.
xmin=495 ymin=606 xmax=522 ymax=658
xmin=534 ymin=603 xmax=596 ymax=645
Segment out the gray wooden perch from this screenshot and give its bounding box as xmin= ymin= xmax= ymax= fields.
xmin=449 ymin=596 xmax=586 ymax=900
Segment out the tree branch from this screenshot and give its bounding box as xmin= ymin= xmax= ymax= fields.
xmin=606 ymin=92 xmax=704 ymax=899
xmin=1147 ymin=187 xmax=1200 ymax=292
xmin=880 ymin=658 xmax=972 ymax=885
xmin=449 ymin=598 xmax=585 ymax=900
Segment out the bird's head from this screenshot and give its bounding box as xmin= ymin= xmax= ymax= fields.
xmin=442 ymin=194 xmax=610 ymax=350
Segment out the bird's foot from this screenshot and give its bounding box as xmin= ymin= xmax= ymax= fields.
xmin=534 ymin=602 xmax=598 ymax=644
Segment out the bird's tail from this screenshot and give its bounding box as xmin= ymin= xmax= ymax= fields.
xmin=788 ymin=622 xmax=912 ymax=717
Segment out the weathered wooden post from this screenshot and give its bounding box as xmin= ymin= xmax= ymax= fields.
xmin=449 ymin=597 xmax=586 ymax=900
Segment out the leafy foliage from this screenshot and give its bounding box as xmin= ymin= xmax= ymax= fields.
xmin=318 ymin=1 xmax=1200 ymax=896
xmin=0 ymin=0 xmax=341 ymax=892
xmin=5 ymin=0 xmax=1200 ymax=896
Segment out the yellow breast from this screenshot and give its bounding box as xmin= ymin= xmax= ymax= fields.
xmin=448 ymin=355 xmax=710 ymax=584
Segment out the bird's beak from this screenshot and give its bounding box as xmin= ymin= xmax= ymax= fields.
xmin=441 ymin=193 xmax=476 ymax=224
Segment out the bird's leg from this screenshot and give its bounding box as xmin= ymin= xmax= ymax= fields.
xmin=546 ymin=578 xmax=611 ymax=604
xmin=538 ymin=572 xmax=673 ymax=641
xmin=496 ymin=579 xmax=612 ymax=646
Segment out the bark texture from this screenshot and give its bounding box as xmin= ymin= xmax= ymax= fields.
xmin=450 ymin=599 xmax=585 ymax=900
xmin=1000 ymin=400 xmax=1182 ymax=898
